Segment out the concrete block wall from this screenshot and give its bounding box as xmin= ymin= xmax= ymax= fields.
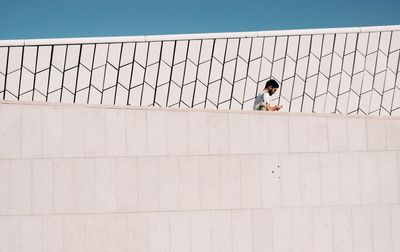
xmin=1 ymin=100 xmax=400 ymax=251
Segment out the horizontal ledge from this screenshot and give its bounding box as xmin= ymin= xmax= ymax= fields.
xmin=0 ymin=25 xmax=399 ymax=46
xmin=0 ymin=40 xmax=24 ymax=46
xmin=1 ymin=202 xmax=399 ymax=217
xmin=1 ymin=99 xmax=398 ymax=120
xmin=0 ymin=148 xmax=398 ymax=162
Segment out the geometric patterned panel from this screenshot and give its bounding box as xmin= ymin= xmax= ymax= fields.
xmin=1 ymin=26 xmax=400 ymax=115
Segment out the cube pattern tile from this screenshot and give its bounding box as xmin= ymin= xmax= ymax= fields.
xmin=1 ymin=27 xmax=400 ymax=115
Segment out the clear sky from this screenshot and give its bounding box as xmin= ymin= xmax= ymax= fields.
xmin=1 ymin=0 xmax=400 ymax=40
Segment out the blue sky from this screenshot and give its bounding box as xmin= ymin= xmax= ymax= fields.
xmin=1 ymin=0 xmax=400 ymax=39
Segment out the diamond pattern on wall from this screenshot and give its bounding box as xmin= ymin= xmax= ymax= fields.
xmin=1 ymin=27 xmax=400 ymax=115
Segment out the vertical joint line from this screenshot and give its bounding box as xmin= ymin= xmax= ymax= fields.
xmin=324 ymin=34 xmax=337 ymax=113
xmin=333 ymin=33 xmax=349 ymax=114
xmin=300 ymin=34 xmax=314 ymax=112
xmin=126 ymin=42 xmax=137 ymax=106
xmin=87 ymin=43 xmax=97 ymax=104
xmin=45 ymin=45 xmax=54 ymax=102
xmin=241 ymin=37 xmax=254 ymax=110
xmin=204 ymin=39 xmax=216 ymax=109
xmin=73 ymin=44 xmax=83 ymax=103
xmin=368 ymin=32 xmax=382 ymax=114
xmin=3 ymin=47 xmax=10 ymax=99
xmin=178 ymin=40 xmax=191 ymax=107
xmin=345 ymin=33 xmax=360 ymax=114
xmin=166 ymin=41 xmax=177 ymax=107
xmin=228 ymin=38 xmax=241 ymax=109
xmin=152 ymin=41 xmax=164 ymax=107
xmin=139 ymin=42 xmax=151 ymax=106
xmin=113 ymin=43 xmax=125 ymax=105
xmin=311 ymin=34 xmax=325 ymax=113
xmin=59 ymin=45 xmax=69 ymax=103
xmin=126 ymin=43 xmax=137 ymax=105
xmin=100 ymin=44 xmax=111 ymax=104
xmin=216 ymin=39 xmax=229 ymax=108
xmin=17 ymin=46 xmax=25 ymax=100
xmin=277 ymin=36 xmax=289 ymax=106
xmin=288 ymin=35 xmax=302 ymax=112
xmin=191 ymin=39 xmax=203 ymax=108
xmin=32 ymin=45 xmax=40 ymax=101
xmin=378 ymin=31 xmax=393 ymax=115
xmin=254 ymin=37 xmax=266 ymax=100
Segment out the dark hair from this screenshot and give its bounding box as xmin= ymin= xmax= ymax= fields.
xmin=265 ymin=79 xmax=279 ymax=89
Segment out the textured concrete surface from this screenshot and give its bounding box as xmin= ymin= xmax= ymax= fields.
xmin=0 ymin=100 xmax=399 ymax=251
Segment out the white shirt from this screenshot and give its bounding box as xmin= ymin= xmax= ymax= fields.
xmin=253 ymin=90 xmax=271 ymax=109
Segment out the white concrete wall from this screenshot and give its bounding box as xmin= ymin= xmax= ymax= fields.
xmin=1 ymin=100 xmax=400 ymax=251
